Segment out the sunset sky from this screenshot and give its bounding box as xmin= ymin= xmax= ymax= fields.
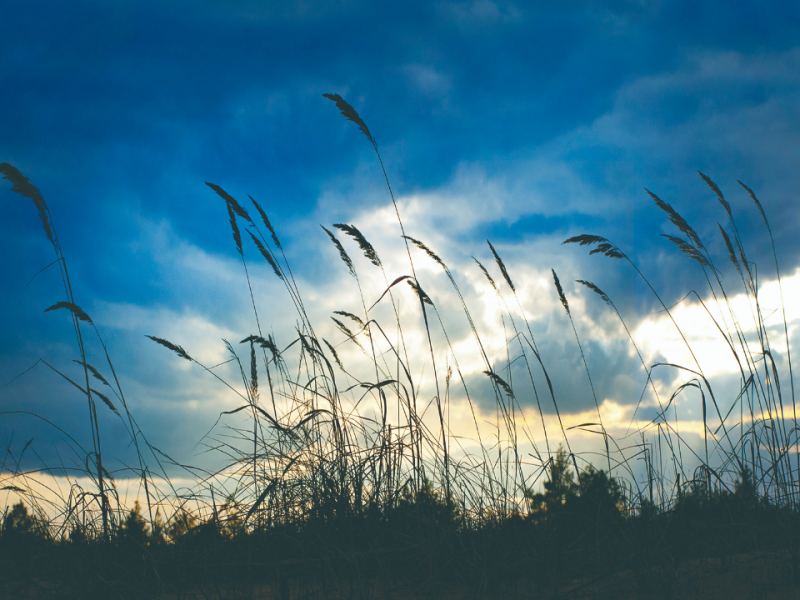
xmin=2 ymin=0 xmax=799 ymax=498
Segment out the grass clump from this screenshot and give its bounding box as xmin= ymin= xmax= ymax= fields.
xmin=1 ymin=96 xmax=799 ymax=599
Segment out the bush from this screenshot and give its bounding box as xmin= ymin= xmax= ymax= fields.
xmin=1 ymin=502 xmax=46 ymax=539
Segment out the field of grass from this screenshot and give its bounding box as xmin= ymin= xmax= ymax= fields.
xmin=1 ymin=95 xmax=799 ymax=599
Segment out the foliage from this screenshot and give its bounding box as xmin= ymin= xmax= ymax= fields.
xmin=119 ymin=499 xmax=150 ymax=544
xmin=526 ymin=445 xmax=577 ymax=515
xmin=1 ymin=501 xmax=46 ymax=539
xmin=572 ymin=464 xmax=624 ymax=521
xmin=526 ymin=445 xmax=623 ymax=525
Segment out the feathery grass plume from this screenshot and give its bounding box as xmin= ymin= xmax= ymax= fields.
xmin=407 ymin=279 xmax=434 ymax=306
xmin=334 ymin=223 xmax=382 ymax=267
xmin=226 ymin=202 xmax=243 ymax=256
xmin=249 ymin=195 xmax=281 ymax=249
xmin=484 ymin=370 xmax=514 ymax=399
xmin=72 ymin=360 xmax=111 ymax=388
xmin=661 ymin=234 xmax=710 ymax=267
xmin=333 ymin=310 xmax=366 ymax=330
xmin=331 ymin=317 xmax=358 ymax=341
xmin=575 ymin=280 xmax=611 ymax=306
xmin=698 ymin=171 xmax=732 ymax=221
xmin=242 ymin=333 xmax=282 ymax=365
xmin=247 ymin=230 xmax=283 ymax=279
xmin=91 ymin=388 xmax=119 ymax=416
xmin=44 ymin=301 xmax=93 ymax=324
xmin=207 ymin=182 xmax=253 ymax=256
xmin=205 ymin=182 xmax=253 ymax=224
xmin=1 ymin=163 xmax=54 ymax=246
xmin=0 ymin=486 xmax=26 ymax=493
xmin=321 ymin=225 xmax=356 ymax=277
xmin=738 ymin=180 xmax=769 ymax=228
xmin=322 ymin=338 xmax=344 ymax=370
xmin=487 ymin=240 xmax=515 ymax=291
xmin=738 ymin=243 xmax=753 ymax=285
xmin=404 ymin=235 xmax=445 ymax=268
xmin=261 ymin=335 xmax=281 ymax=362
xmin=323 ymin=93 xmax=375 ymax=147
xmin=249 ymin=340 xmax=258 ymax=403
xmin=146 ymin=335 xmax=192 ymax=361
xmin=718 ymin=224 xmax=742 ymax=275
xmin=473 ymin=258 xmax=498 ymax=290
xmin=552 ymin=269 xmax=569 ymax=314
xmin=562 ymin=234 xmax=626 ymax=259
xmin=645 ymin=189 xmax=706 ymax=251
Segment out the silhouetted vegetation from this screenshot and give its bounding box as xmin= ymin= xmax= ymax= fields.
xmin=2 ymin=96 xmax=799 ymax=598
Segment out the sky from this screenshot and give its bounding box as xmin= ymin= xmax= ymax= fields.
xmin=2 ymin=0 xmax=800 ymax=508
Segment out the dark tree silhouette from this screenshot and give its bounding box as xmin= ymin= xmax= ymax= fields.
xmin=572 ymin=464 xmax=624 ymax=521
xmin=2 ymin=502 xmax=45 ymax=538
xmin=120 ymin=500 xmax=149 ymax=544
xmin=526 ymin=445 xmax=578 ymax=515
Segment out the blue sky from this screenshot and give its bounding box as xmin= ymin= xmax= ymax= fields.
xmin=2 ymin=0 xmax=800 ymax=499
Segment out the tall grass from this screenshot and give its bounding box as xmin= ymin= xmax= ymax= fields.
xmin=1 ymin=95 xmax=798 ymax=598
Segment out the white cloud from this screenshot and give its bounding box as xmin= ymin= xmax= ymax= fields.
xmin=632 ymin=266 xmax=800 ymax=380
xmin=93 ymin=300 xmax=239 ymax=370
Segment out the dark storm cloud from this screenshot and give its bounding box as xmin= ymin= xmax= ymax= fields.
xmin=457 ymin=319 xmax=653 ymax=417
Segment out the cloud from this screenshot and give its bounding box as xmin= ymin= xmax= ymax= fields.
xmin=402 ymin=64 xmax=453 ymax=100
xmin=3 ymin=0 xmax=799 ymax=492
xmin=438 ymin=0 xmax=523 ymax=27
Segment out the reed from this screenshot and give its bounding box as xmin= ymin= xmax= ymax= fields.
xmin=1 ymin=96 xmax=798 ymax=598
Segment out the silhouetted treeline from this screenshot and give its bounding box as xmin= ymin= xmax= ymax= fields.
xmin=2 ymin=452 xmax=798 ymax=599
